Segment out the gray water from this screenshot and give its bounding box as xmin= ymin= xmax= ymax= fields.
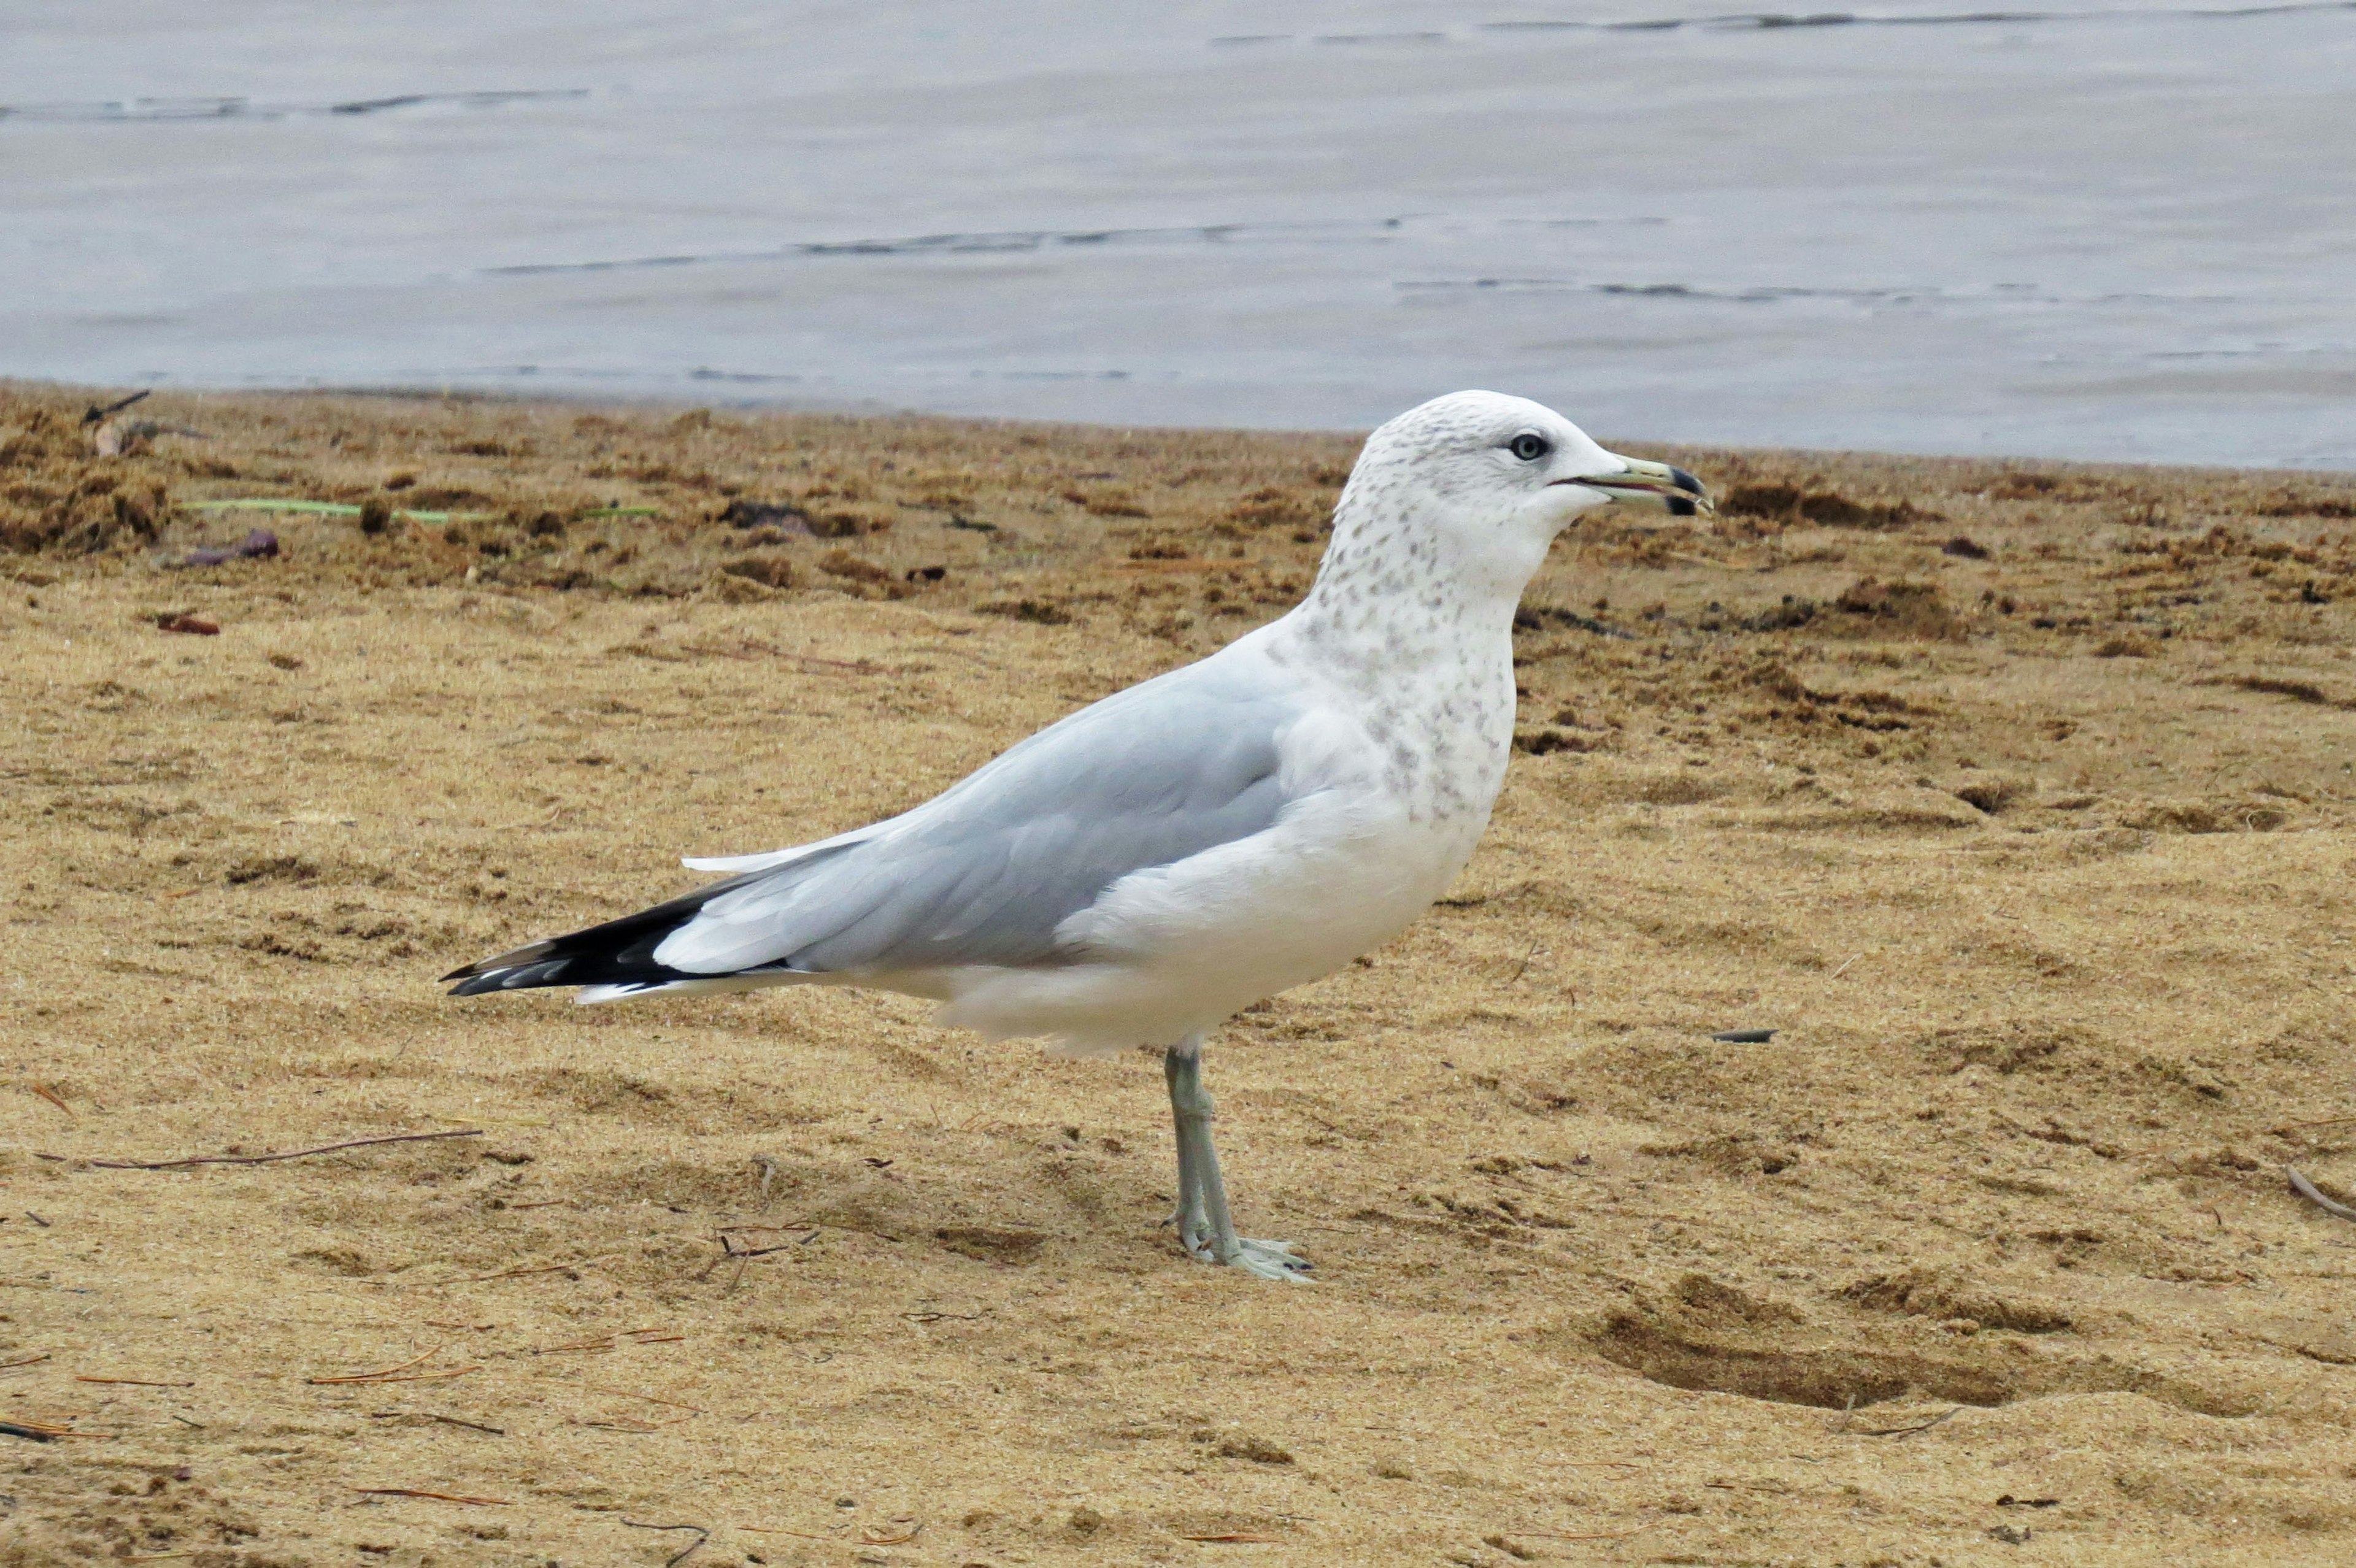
xmin=5 ymin=1 xmax=2352 ymax=468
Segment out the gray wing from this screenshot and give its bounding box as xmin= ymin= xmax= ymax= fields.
xmin=651 ymin=661 xmax=1300 ymax=977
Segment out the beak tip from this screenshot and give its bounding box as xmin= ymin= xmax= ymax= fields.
xmin=1574 ymin=456 xmax=1716 ymax=515
xmin=1669 ymin=466 xmax=1714 ymax=514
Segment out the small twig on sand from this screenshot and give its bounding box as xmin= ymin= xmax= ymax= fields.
xmin=719 ymin=1235 xmax=798 ymax=1261
xmin=77 ymin=1376 xmax=194 ymax=1388
xmin=1 ymin=1420 xmax=64 ymax=1442
xmin=533 ymin=1328 xmax=681 ymax=1356
xmin=337 ymin=1367 xmax=480 ymax=1385
xmin=2287 ymin=1166 xmax=2356 ymax=1222
xmin=736 ymin=639 xmax=882 ymax=676
xmin=1180 ymin=1533 xmax=1279 ymax=1544
xmin=1858 ymin=1407 xmax=1962 ymax=1439
xmin=87 ymin=1129 xmax=482 ymax=1170
xmin=310 ymin=1347 xmax=479 ymax=1385
xmin=738 ymin=1515 xmax=921 ymax=1546
xmin=1829 ymin=952 xmax=1863 ymax=980
xmin=314 ymin=1347 xmax=440 ymax=1382
xmin=0 ymin=1355 xmax=53 ymax=1372
xmin=1538 ymin=1459 xmax=1644 ymax=1471
xmin=354 ymin=1488 xmax=510 ymax=1506
xmin=582 ymin=1386 xmax=703 ymax=1413
xmin=620 ymin=1520 xmax=710 ymax=1567
xmin=401 ymin=1413 xmax=506 ymax=1436
xmin=452 ymin=1255 xmax=610 ymax=1284
xmin=722 ymin=1236 xmax=796 ymax=1258
xmin=27 ymin=1083 xmax=74 ymax=1118
xmin=1512 ymin=1526 xmax=1650 ymax=1542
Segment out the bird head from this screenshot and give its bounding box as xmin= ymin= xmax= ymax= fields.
xmin=1330 ymin=390 xmax=1711 ymax=601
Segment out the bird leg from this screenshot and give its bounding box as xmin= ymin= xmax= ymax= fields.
xmin=1163 ymin=1038 xmax=1310 ymax=1281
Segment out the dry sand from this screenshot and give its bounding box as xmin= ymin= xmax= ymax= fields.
xmin=5 ymin=384 xmax=2356 ymax=1568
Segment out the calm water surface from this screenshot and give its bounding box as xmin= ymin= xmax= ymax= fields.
xmin=5 ymin=1 xmax=2352 ymax=467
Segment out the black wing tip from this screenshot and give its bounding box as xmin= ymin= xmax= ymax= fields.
xmin=440 ymin=866 xmax=774 ymax=1001
xmin=447 ymin=958 xmax=580 ymax=997
xmin=442 ymin=939 xmax=558 ymax=983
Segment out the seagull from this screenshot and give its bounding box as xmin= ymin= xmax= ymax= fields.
xmin=444 ymin=390 xmax=1710 ymax=1279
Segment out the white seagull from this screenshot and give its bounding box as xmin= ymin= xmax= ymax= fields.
xmin=445 ymin=390 xmax=1711 ymax=1279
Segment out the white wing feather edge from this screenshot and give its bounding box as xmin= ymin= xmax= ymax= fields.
xmin=680 ymin=823 xmax=882 ymax=874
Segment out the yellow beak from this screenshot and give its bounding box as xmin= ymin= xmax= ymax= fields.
xmin=1561 ymin=455 xmax=1714 ymax=517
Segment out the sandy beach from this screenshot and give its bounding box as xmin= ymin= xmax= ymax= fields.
xmin=5 ymin=383 xmax=2356 ymax=1566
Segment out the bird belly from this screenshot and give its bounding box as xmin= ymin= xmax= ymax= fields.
xmin=930 ymin=788 xmax=1479 ymax=1055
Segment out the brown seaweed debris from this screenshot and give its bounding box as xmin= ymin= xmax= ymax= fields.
xmin=1 ymin=404 xmax=170 ymax=553
xmin=1722 ymin=482 xmax=1934 ymax=530
xmin=1829 ymin=577 xmax=1964 ymax=640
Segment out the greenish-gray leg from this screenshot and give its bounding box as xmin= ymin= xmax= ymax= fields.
xmin=1162 ymin=1037 xmax=1309 ymax=1282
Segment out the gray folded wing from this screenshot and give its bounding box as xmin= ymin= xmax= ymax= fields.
xmin=653 ymin=664 xmax=1301 ymax=976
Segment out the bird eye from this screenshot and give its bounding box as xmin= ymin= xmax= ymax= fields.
xmin=1507 ymin=433 xmax=1550 ymax=462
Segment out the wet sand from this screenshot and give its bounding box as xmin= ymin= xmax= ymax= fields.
xmin=5 ymin=383 xmax=2356 ymax=1566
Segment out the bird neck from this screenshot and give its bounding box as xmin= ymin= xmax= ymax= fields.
xmin=1280 ymin=502 xmax=1540 ymax=688
xmin=1257 ymin=511 xmax=1533 ymax=827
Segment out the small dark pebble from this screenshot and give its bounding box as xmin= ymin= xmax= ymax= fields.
xmin=1711 ymin=1028 xmax=1779 ymax=1043
xmin=177 ymin=529 xmax=280 ymax=568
